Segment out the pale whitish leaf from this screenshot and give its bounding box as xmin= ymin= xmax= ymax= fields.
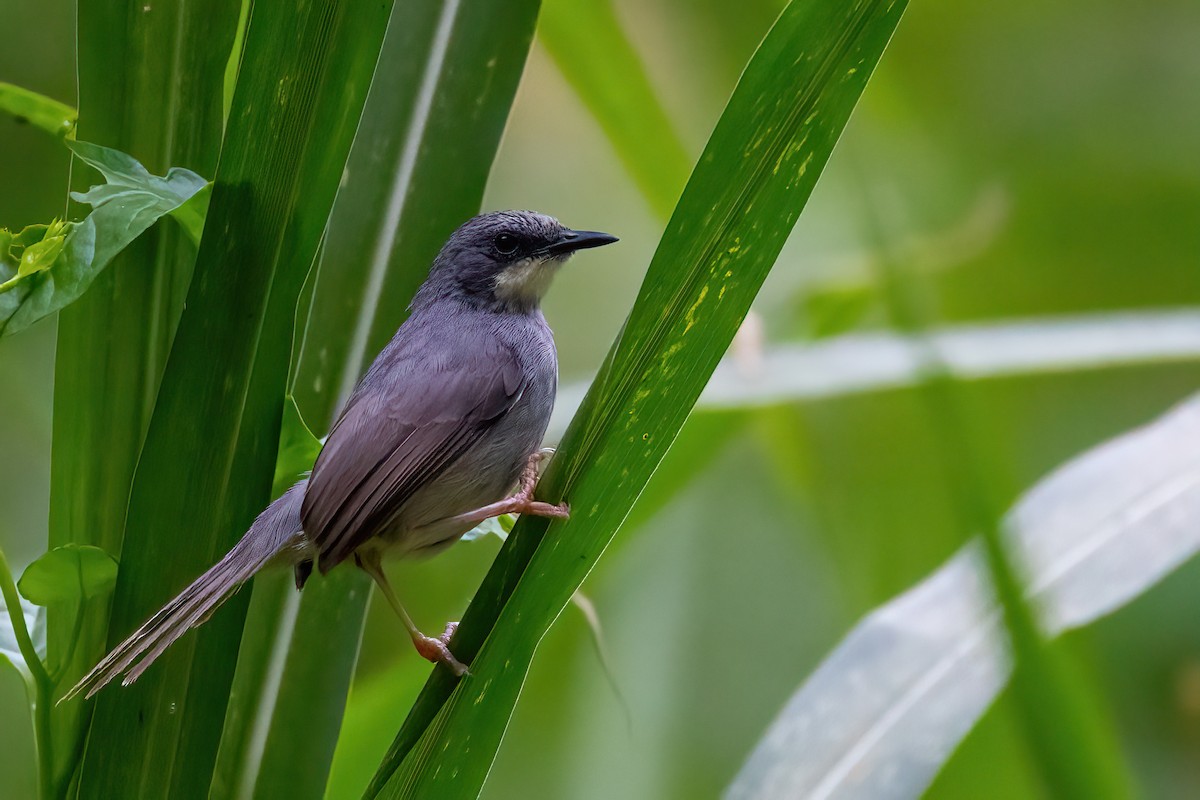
xmin=727 ymin=391 xmax=1200 ymax=800
xmin=1 ymin=596 xmax=47 ymax=689
xmin=549 ymin=311 xmax=1200 ymax=437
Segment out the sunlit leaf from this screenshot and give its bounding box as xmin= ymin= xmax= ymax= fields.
xmin=726 ymin=391 xmax=1200 ymax=800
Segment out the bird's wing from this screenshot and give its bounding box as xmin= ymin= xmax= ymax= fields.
xmin=301 ymin=336 xmax=525 ymax=571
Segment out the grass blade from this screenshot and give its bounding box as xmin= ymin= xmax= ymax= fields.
xmin=76 ymin=2 xmax=394 ymax=796
xmin=727 ymin=392 xmax=1200 ymax=799
xmin=367 ymin=0 xmax=909 ymax=795
xmin=209 ymin=3 xmax=543 ymax=797
xmin=538 ymin=0 xmax=691 ymax=218
xmin=49 ymin=3 xmax=238 ymax=796
xmin=0 ymin=82 xmax=75 ymax=138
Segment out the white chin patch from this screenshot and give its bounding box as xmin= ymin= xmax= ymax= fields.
xmin=493 ymin=255 xmax=565 ymax=306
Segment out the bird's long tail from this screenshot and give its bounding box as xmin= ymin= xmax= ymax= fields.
xmin=63 ymin=481 xmax=310 ymax=702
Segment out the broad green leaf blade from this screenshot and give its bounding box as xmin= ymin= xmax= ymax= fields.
xmin=368 ymin=0 xmax=909 ymax=795
xmin=0 ymin=82 xmax=76 ymax=138
xmin=726 ymin=391 xmax=1200 ymax=800
xmin=50 ymin=2 xmax=238 ymax=795
xmin=212 ymin=2 xmax=543 ymax=797
xmin=538 ymin=0 xmax=691 ymax=219
xmin=0 ymin=141 xmax=207 ymax=336
xmin=17 ymin=545 xmax=117 ymax=607
xmin=77 ymin=2 xmax=394 ymax=797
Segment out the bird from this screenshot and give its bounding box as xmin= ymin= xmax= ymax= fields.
xmin=64 ymin=210 xmax=617 ymax=700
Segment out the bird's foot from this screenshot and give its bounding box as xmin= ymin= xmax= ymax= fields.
xmin=517 ymin=499 xmax=570 ymax=519
xmin=413 ymin=622 xmax=468 ymax=676
xmin=510 ymin=451 xmax=569 ymax=520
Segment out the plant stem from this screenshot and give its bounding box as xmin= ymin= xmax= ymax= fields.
xmin=0 ymin=546 xmax=54 ymax=800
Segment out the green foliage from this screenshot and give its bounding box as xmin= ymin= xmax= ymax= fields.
xmin=0 ymin=83 xmax=75 ymax=138
xmin=366 ymin=0 xmax=909 ymax=795
xmin=3 ymin=0 xmax=1198 ymax=798
xmin=271 ymin=396 xmax=322 ymax=498
xmin=539 ymin=0 xmax=691 ymax=219
xmin=216 ymin=3 xmax=545 ymax=798
xmin=0 ymin=141 xmax=206 ymax=337
xmin=16 ymin=545 xmax=116 ymax=609
xmin=77 ymin=2 xmax=398 ymax=797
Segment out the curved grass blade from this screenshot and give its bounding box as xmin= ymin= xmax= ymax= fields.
xmin=76 ymin=2 xmax=394 ymax=796
xmin=367 ymin=0 xmax=910 ymax=796
xmin=726 ymin=391 xmax=1200 ymax=800
xmin=538 ymin=0 xmax=691 ymax=219
xmin=206 ymin=3 xmax=544 ymax=798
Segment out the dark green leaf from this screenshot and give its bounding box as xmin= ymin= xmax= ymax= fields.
xmin=49 ymin=3 xmax=239 ymax=796
xmin=0 ymin=81 xmax=76 ymax=138
xmin=17 ymin=545 xmax=117 ymax=608
xmin=78 ymin=2 xmax=395 ymax=797
xmin=368 ymin=0 xmax=910 ymax=795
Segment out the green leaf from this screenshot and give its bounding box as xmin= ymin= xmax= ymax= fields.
xmin=168 ymin=182 xmax=212 ymax=247
xmin=459 ymin=513 xmax=515 ymax=543
xmin=0 ymin=141 xmax=208 ymax=337
xmin=727 ymin=391 xmax=1200 ymax=800
xmin=0 ymin=220 xmax=72 ymax=293
xmin=211 ymin=3 xmax=544 ymax=798
xmin=78 ymin=2 xmax=397 ymax=797
xmin=539 ymin=0 xmax=691 ymax=219
xmin=271 ymin=395 xmax=322 ymax=498
xmin=48 ymin=3 xmax=240 ymax=797
xmin=367 ymin=0 xmax=910 ymax=796
xmin=0 ymin=81 xmax=77 ymax=138
xmin=17 ymin=545 xmax=118 ymax=608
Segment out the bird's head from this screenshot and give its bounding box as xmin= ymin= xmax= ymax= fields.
xmin=419 ymin=210 xmax=618 ymax=313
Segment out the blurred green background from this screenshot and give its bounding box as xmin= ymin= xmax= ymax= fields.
xmin=3 ymin=1 xmax=1199 ymax=798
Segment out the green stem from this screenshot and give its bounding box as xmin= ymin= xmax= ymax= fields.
xmin=0 ymin=546 xmax=54 ymax=800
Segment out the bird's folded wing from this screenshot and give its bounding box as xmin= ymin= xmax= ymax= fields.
xmin=301 ymin=338 xmax=525 ymax=571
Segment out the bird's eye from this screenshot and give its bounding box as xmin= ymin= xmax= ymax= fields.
xmin=494 ymin=233 xmax=519 ymax=255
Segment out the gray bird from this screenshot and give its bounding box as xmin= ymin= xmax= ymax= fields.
xmin=66 ymin=210 xmax=617 ymax=699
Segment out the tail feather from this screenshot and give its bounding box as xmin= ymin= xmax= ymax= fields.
xmin=63 ymin=481 xmax=310 ymax=702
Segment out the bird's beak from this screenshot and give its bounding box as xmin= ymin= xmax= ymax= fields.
xmin=543 ymin=228 xmax=619 ymax=257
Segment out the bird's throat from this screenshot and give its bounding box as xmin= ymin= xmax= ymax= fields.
xmin=492 ymin=256 xmax=562 ymax=312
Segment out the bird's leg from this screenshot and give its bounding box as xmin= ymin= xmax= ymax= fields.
xmin=356 ymin=553 xmax=468 ymax=676
xmin=438 ymin=451 xmax=570 ymax=530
